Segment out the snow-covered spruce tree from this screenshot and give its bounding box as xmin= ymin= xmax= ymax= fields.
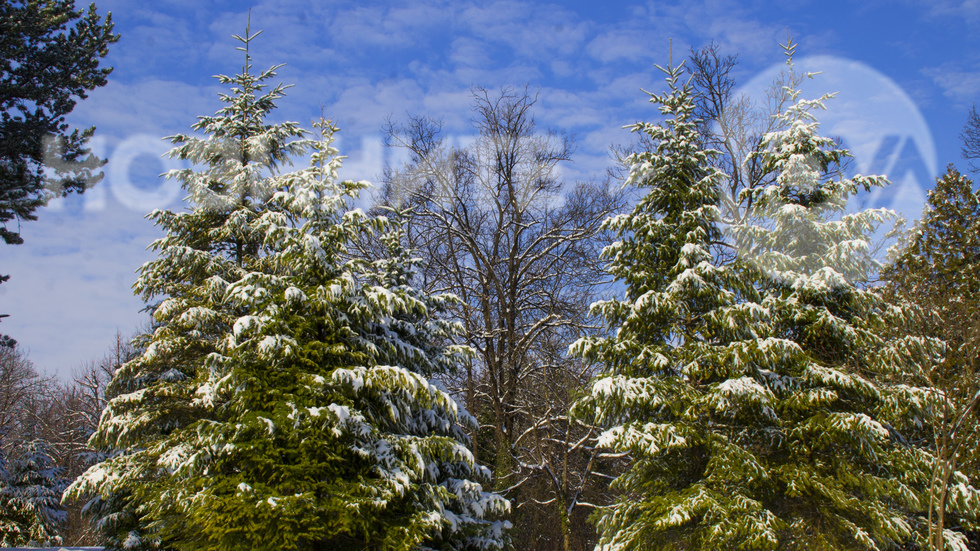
xmin=67 ymin=26 xmax=508 ymax=551
xmin=572 ymin=46 xmax=958 ymax=550
xmin=74 ymin=335 xmax=156 ymax=550
xmin=80 ymin=486 xmax=152 ymax=550
xmin=80 ymin=410 xmax=156 ymax=550
xmin=0 ymin=439 xmax=68 ymax=547
xmin=354 ymin=213 xmax=512 ymax=551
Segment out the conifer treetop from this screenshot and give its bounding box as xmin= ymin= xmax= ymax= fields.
xmin=733 ymin=39 xmax=894 ymax=291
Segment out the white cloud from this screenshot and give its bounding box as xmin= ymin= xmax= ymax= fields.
xmin=923 ymin=64 xmax=980 ymax=105
xmin=450 ymin=36 xmax=494 ymax=68
xmin=456 ymin=1 xmax=590 ymax=62
xmin=4 ymin=202 xmax=161 ymax=380
xmin=699 ymin=13 xmax=780 ymax=60
xmin=910 ymin=0 xmax=980 ymax=22
xmin=69 ymin=78 xmax=225 ymax=139
xmin=587 ymin=29 xmax=660 ymax=64
xmin=583 ymin=0 xmax=785 ymax=69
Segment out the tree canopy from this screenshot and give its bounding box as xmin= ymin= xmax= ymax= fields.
xmin=0 ymin=0 xmax=117 ymax=245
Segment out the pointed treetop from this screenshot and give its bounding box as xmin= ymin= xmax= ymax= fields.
xmin=231 ymin=9 xmax=263 ymax=60
xmin=783 ymin=28 xmax=796 ymax=65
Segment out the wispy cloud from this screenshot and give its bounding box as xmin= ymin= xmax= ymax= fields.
xmin=70 ymin=79 xmax=225 ymax=139
xmin=923 ymin=63 xmax=980 ymax=106
xmin=910 ymin=0 xmax=980 ymax=22
xmin=5 ymin=203 xmax=160 ymax=377
xmin=587 ymin=29 xmax=662 ymax=64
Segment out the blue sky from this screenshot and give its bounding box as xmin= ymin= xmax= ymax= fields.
xmin=5 ymin=0 xmax=980 ymax=380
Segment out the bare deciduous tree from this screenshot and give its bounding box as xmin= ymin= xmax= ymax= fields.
xmin=0 ymin=345 xmax=50 ymax=449
xmin=378 ymin=86 xmax=625 ymax=550
xmin=960 ymin=104 xmax=980 ymax=174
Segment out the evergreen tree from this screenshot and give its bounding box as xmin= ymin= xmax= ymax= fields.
xmin=0 ymin=439 xmax=69 ymax=547
xmin=0 ymin=0 xmax=117 ymax=245
xmin=70 ymin=331 xmax=155 ymax=550
xmin=881 ymin=165 xmax=980 ymax=550
xmin=80 ymin=487 xmax=153 ymax=550
xmin=572 ymin=45 xmax=960 ymax=550
xmin=67 ymin=25 xmax=507 ymax=551
xmin=80 ymin=423 xmax=156 ymax=550
xmin=882 ymin=165 xmax=980 ymax=363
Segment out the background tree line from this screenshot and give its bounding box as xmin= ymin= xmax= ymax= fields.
xmin=0 ymin=331 xmax=135 ymax=546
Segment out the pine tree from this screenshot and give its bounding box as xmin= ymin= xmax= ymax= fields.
xmin=0 ymin=439 xmax=69 ymax=547
xmin=0 ymin=0 xmax=117 ymax=245
xmin=572 ymin=44 xmax=960 ymax=550
xmin=67 ymin=24 xmax=507 ymax=551
xmin=881 ymin=165 xmax=980 ymax=550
